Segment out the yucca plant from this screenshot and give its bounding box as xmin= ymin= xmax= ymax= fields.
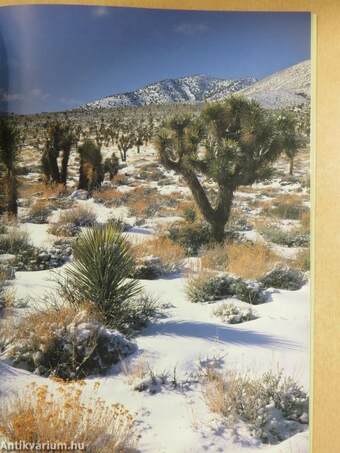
xmin=62 ymin=225 xmax=141 ymax=329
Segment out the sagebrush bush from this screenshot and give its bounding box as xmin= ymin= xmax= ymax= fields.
xmin=0 ymin=382 xmax=137 ymax=452
xmin=48 ymin=205 xmax=96 ymax=237
xmin=58 ymin=205 xmax=97 ymax=227
xmin=60 ymin=225 xmax=143 ymax=331
xmin=168 ymin=221 xmax=213 ymax=256
xmin=186 ymin=271 xmax=266 ymax=305
xmin=2 ymin=303 xmax=137 ymax=378
xmin=258 ymin=224 xmax=309 ymax=247
xmin=213 ymin=302 xmax=256 ymax=324
xmin=202 ymin=368 xmax=308 ymax=444
xmin=260 ymin=265 xmax=306 ymax=290
xmin=26 ymin=199 xmax=51 ymax=223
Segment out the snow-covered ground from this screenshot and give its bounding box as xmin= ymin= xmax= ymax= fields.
xmin=0 ymin=144 xmax=310 ymax=452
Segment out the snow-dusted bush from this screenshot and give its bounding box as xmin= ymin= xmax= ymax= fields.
xmin=260 ymin=265 xmax=306 ymax=290
xmin=259 ymin=224 xmax=309 ymax=247
xmin=187 ymin=272 xmax=267 ymax=305
xmin=3 ymin=307 xmax=136 ymax=379
xmin=49 ymin=205 xmax=96 ymax=237
xmin=23 ymin=199 xmax=51 ymax=223
xmin=202 ymin=368 xmax=308 ymax=444
xmin=213 ymin=302 xmax=256 ymax=324
xmin=0 ymin=382 xmax=137 ymax=451
xmin=131 ymin=255 xmax=162 ymax=280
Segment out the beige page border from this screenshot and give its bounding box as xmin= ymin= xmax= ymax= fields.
xmin=0 ymin=2 xmax=339 ymax=452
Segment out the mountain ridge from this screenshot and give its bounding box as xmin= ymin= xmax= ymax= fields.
xmin=82 ymin=60 xmax=310 ymax=110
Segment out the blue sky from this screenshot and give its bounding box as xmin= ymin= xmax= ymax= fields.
xmin=0 ymin=6 xmax=310 ymax=114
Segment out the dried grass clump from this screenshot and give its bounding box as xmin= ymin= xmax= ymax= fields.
xmin=202 ymin=242 xmax=281 ymax=280
xmin=0 ymin=382 xmax=137 ymax=452
xmin=202 ymin=368 xmax=308 ymax=443
xmin=19 ymin=182 xmax=67 ymax=200
xmin=126 ymin=187 xmax=160 ymax=218
xmin=132 ymin=237 xmax=185 ymax=272
xmin=58 ymin=205 xmax=97 ymax=227
xmin=291 ymin=248 xmax=310 ymax=271
xmin=263 ymin=194 xmax=307 ymax=220
xmin=48 ymin=205 xmax=96 ymax=236
xmin=0 ymin=228 xmax=31 ymax=254
xmin=93 ymin=187 xmax=128 ymax=207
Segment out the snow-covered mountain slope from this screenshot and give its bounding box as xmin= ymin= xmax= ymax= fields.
xmin=83 ymin=60 xmax=310 ymax=110
xmin=235 ymin=60 xmax=311 ymax=109
xmin=84 ymin=75 xmax=256 ymax=109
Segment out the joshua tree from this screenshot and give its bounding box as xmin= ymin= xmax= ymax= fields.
xmin=0 ymin=118 xmax=19 ymax=216
xmin=41 ymin=121 xmax=77 ymax=185
xmin=276 ymin=110 xmax=302 ymax=175
xmin=78 ymin=140 xmax=104 ymax=192
xmin=155 ymin=97 xmax=285 ymax=243
xmin=117 ymin=133 xmax=135 ymax=162
xmin=104 ymin=153 xmax=119 ymax=181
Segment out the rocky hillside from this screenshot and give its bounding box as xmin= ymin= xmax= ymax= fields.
xmin=236 ymin=60 xmax=311 ymax=109
xmin=83 ymin=60 xmax=310 ymax=110
xmin=84 ymin=75 xmax=256 ymax=109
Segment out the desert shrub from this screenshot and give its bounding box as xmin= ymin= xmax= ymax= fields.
xmin=263 ymin=194 xmax=307 ymax=220
xmin=201 ymin=243 xmax=229 ymax=272
xmin=2 ymin=304 xmax=136 ymax=378
xmin=58 ymin=205 xmax=96 ymax=227
xmin=60 ymin=225 xmax=143 ymax=332
xmin=227 ymin=242 xmax=281 ymax=279
xmin=202 ymin=368 xmax=308 ymax=444
xmin=24 ymin=199 xmax=51 ymax=223
xmin=187 ymin=271 xmax=266 ymax=305
xmin=201 ymin=241 xmax=282 ymax=280
xmin=258 ymin=224 xmax=309 ymax=247
xmin=93 ymin=187 xmax=128 ymax=207
xmin=132 ymin=237 xmax=185 ymax=274
xmin=19 ymin=182 xmax=67 ymax=200
xmin=168 ymin=221 xmax=213 ymax=256
xmin=292 ymin=248 xmax=310 ymax=271
xmin=260 ymin=265 xmax=306 ymax=290
xmin=0 ymin=382 xmax=137 ymax=452
xmin=213 ymin=302 xmax=256 ymax=324
xmin=0 ymin=228 xmax=31 ymax=254
xmin=300 ymin=210 xmax=310 ymax=233
xmin=49 ymin=205 xmax=96 ymax=237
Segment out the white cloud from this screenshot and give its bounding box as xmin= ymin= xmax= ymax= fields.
xmin=174 ymin=23 xmax=210 ymax=35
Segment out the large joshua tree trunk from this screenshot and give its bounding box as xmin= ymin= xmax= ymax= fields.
xmin=60 ymin=145 xmax=71 ymax=185
xmin=5 ymin=169 xmax=17 ymax=217
xmin=289 ymin=156 xmax=294 ymax=176
xmin=176 ymin=167 xmax=234 ymax=243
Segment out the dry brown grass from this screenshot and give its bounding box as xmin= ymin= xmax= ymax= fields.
xmin=19 ymin=182 xmax=67 ymax=200
xmin=48 ymin=205 xmax=96 ymax=237
xmin=291 ymin=248 xmax=310 ymax=271
xmin=132 ymin=236 xmax=185 ymax=271
xmin=201 ymin=241 xmax=282 ymax=279
xmin=262 ymin=193 xmax=307 ymax=220
xmin=0 ymin=381 xmax=137 ymax=452
xmin=93 ymin=187 xmax=128 ymax=206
